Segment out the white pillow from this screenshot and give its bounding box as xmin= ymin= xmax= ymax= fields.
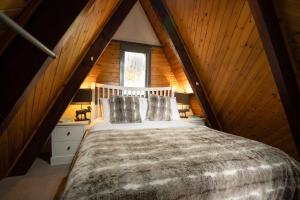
xmin=100 ymin=98 xmax=110 ymax=121
xmin=170 ymin=97 xmax=180 ymax=120
xmin=139 ymin=98 xmax=148 ymax=121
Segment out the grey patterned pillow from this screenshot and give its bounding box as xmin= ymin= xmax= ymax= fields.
xmin=109 ymin=96 xmax=142 ymax=123
xmin=146 ymin=95 xmax=172 ymax=121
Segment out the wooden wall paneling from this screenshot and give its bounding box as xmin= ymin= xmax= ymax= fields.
xmin=0 ymin=0 xmax=88 ymax=135
xmin=220 ymin=45 xmax=264 ymax=123
xmin=9 ymin=0 xmax=136 ymax=176
xmin=49 ymin=49 xmax=67 ymax=100
xmin=7 ymin=114 xmax=22 ymax=166
xmin=148 ymin=0 xmax=221 ymax=130
xmin=0 ymin=131 xmax=9 ymax=178
xmin=82 ymin=41 xmax=180 ymax=89
xmin=202 ymin=1 xmax=233 ymax=76
xmin=151 ymin=47 xmax=180 ymax=88
xmin=207 ymin=3 xmax=252 ymax=98
xmin=140 ymin=0 xmax=204 ymax=116
xmin=248 ymin=0 xmax=300 ymax=155
xmin=204 ymin=0 xmax=245 ymax=86
xmin=83 ymin=41 xmax=120 ymax=87
xmin=91 ymin=42 xmax=121 ymax=86
xmin=190 ymin=95 xmax=205 ymax=117
xmin=0 ymin=0 xmax=122 ymax=179
xmin=212 ymin=21 xmax=258 ymax=113
xmin=140 ymin=0 xmax=186 ymax=92
xmin=163 ymin=0 xmax=299 ymax=159
xmin=24 ymin=91 xmax=35 ymax=140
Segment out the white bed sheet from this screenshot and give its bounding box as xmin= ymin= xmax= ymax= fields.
xmin=89 ymin=118 xmax=197 ymax=132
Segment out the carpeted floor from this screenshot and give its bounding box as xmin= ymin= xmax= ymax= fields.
xmin=0 ymin=159 xmax=69 ymax=200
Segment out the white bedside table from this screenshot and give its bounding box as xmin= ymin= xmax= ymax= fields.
xmin=183 ymin=117 xmax=205 ymax=126
xmin=51 ymin=121 xmax=89 ymax=165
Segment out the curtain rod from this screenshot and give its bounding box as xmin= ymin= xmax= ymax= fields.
xmin=0 ymin=11 xmax=56 ymax=58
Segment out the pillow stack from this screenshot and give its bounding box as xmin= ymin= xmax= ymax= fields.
xmin=101 ymin=94 xmax=180 ymax=123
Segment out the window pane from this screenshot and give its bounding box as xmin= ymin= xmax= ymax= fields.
xmin=123 ymin=51 xmax=146 ymax=88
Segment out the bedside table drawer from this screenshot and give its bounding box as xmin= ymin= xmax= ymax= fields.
xmin=52 ymin=141 xmax=81 ymax=155
xmin=52 ymin=126 xmax=84 ymax=141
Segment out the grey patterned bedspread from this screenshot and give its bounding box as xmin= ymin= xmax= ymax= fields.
xmin=61 ymin=126 xmax=300 ymax=200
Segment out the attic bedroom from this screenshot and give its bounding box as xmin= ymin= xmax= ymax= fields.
xmin=0 ymin=0 xmax=300 ymax=199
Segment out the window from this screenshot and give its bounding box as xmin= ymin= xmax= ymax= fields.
xmin=120 ymin=43 xmax=151 ymax=88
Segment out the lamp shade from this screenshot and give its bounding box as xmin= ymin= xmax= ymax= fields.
xmin=72 ymin=89 xmax=92 ymax=104
xmin=175 ymin=92 xmax=191 ymax=105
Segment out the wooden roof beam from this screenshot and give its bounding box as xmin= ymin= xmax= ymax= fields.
xmin=248 ymin=0 xmax=300 ymax=154
xmin=9 ymin=0 xmax=137 ymax=176
xmin=0 ymin=0 xmax=87 ymax=135
xmin=147 ymin=0 xmax=222 ymax=130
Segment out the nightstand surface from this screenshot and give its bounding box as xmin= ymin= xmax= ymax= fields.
xmin=51 ymin=121 xmax=88 ymax=165
xmin=183 ymin=117 xmax=205 ymax=126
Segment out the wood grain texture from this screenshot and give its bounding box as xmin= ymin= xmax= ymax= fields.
xmin=82 ymin=41 xmax=180 ymax=89
xmin=10 ymin=0 xmax=136 ymax=176
xmin=248 ymin=0 xmax=300 ymax=155
xmin=162 ymin=0 xmax=299 ymax=159
xmin=0 ymin=0 xmax=120 ymax=178
xmin=0 ymin=0 xmax=88 ymax=134
xmin=147 ymin=0 xmax=221 ymax=130
xmin=82 ymin=41 xmax=121 ymax=87
xmin=140 ymin=0 xmax=204 ymax=117
xmin=190 ymin=95 xmax=205 ymax=117
xmin=140 ymin=0 xmax=188 ymax=93
xmin=151 ymin=47 xmax=180 ymax=88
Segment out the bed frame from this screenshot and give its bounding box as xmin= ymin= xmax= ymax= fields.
xmin=90 ymin=83 xmax=174 ymax=120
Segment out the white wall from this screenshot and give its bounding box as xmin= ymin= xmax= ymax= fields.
xmin=112 ymin=1 xmax=161 ymax=46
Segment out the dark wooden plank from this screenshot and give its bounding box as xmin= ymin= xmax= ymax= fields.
xmin=0 ymin=0 xmax=87 ymax=135
xmin=148 ymin=0 xmax=222 ymax=130
xmin=0 ymin=0 xmax=42 ymax=55
xmin=248 ymin=0 xmax=300 ymax=154
xmin=9 ymin=0 xmax=137 ymax=176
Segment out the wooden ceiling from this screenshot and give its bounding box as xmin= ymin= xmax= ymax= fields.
xmin=140 ymin=0 xmax=191 ymax=93
xmin=147 ymin=0 xmax=298 ymax=159
xmin=0 ymin=0 xmax=121 ymax=178
xmin=0 ymin=0 xmax=299 ymax=179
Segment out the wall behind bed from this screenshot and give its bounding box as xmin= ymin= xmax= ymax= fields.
xmin=61 ymin=41 xmax=205 ymax=121
xmin=81 ymin=41 xmax=181 ymax=89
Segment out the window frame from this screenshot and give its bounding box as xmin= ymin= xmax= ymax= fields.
xmin=120 ymin=42 xmax=151 ymax=87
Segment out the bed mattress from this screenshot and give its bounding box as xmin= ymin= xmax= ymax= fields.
xmin=61 ymin=126 xmax=300 ymax=200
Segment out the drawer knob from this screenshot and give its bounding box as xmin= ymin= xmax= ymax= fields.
xmin=67 ymin=146 xmax=71 ymax=151
xmin=67 ymin=132 xmax=70 ymax=136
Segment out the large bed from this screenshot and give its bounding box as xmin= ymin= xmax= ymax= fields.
xmin=61 ymin=84 xmax=300 ymax=200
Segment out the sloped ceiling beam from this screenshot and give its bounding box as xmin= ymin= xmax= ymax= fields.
xmin=248 ymin=0 xmax=300 ymax=154
xmin=10 ymin=0 xmax=137 ymax=176
xmin=0 ymin=0 xmax=87 ymax=135
xmin=148 ymin=0 xmax=221 ymax=130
